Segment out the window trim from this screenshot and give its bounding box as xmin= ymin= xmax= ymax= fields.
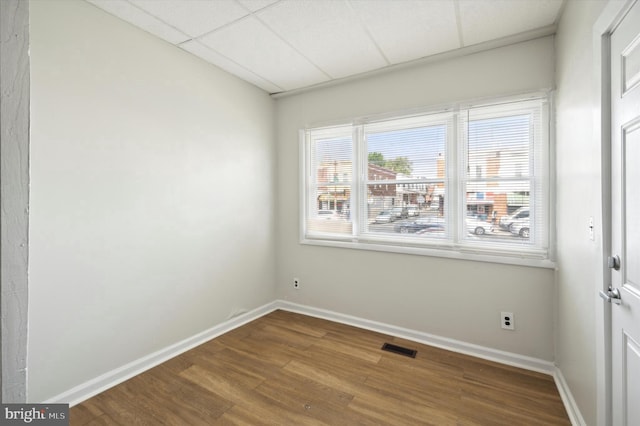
xmin=299 ymin=92 xmax=555 ymax=269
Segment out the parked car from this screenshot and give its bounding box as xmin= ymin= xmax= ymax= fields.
xmin=374 ymin=211 xmax=395 ymax=223
xmin=510 ymin=217 xmax=530 ymax=238
xmin=416 ymin=227 xmax=446 ymax=237
xmin=391 ymin=206 xmax=409 ymax=219
xmin=395 ymin=217 xmax=445 ymax=234
xmin=317 ymin=210 xmax=341 ymax=220
xmin=407 ymin=205 xmax=419 ymax=217
xmin=499 ymin=207 xmax=529 ymax=231
xmin=466 ymin=217 xmax=492 ymax=235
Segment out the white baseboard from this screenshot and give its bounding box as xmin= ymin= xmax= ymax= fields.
xmin=47 ymin=301 xmax=280 ymax=407
xmin=553 ymin=367 xmax=587 ymax=426
xmin=275 ymin=300 xmax=556 ymax=375
xmin=51 ymin=297 xmax=576 ymax=421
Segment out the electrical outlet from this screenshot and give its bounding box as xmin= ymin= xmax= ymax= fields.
xmin=501 ymin=312 xmax=515 ymax=330
xmin=293 ymin=278 xmax=300 ymax=289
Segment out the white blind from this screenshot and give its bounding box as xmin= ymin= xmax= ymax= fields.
xmin=362 ymin=114 xmax=450 ymax=241
xmin=306 ymin=126 xmax=354 ymax=237
xmin=460 ymin=99 xmax=546 ymax=254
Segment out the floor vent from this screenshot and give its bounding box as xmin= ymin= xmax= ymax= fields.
xmin=381 ymin=343 xmax=417 ymax=358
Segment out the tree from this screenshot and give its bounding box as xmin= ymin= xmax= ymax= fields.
xmin=385 ymin=156 xmax=412 ymax=175
xmin=368 ymin=152 xmax=413 ymax=175
xmin=368 ymin=152 xmax=386 ymax=167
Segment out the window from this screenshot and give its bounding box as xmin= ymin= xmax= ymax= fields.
xmin=301 ymin=95 xmax=551 ymax=266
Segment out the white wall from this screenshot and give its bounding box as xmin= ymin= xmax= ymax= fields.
xmin=1 ymin=0 xmax=29 ymax=402
xmin=28 ymin=0 xmax=276 ymax=402
xmin=554 ymin=1 xmax=609 ymax=424
xmin=275 ymin=37 xmax=556 ymax=360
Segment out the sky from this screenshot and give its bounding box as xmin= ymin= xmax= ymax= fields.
xmin=315 ymin=113 xmax=530 ymax=180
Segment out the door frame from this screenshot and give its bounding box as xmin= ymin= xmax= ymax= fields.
xmin=594 ymin=1 xmax=638 ymax=424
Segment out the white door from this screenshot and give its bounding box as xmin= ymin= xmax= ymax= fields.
xmin=610 ymin=1 xmax=640 ymax=424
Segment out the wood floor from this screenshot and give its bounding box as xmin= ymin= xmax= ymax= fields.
xmin=71 ymin=310 xmax=570 ymax=425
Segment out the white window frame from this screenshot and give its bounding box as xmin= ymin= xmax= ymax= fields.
xmin=299 ymin=93 xmax=554 ymax=268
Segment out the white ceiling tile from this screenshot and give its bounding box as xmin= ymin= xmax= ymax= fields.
xmin=236 ymin=0 xmax=279 ymax=13
xmin=129 ymin=0 xmax=249 ymax=38
xmin=198 ymin=16 xmax=329 ymax=91
xmin=258 ymin=0 xmax=387 ymax=79
xmin=180 ymin=40 xmax=283 ymax=93
xmin=87 ymin=0 xmax=190 ymax=44
xmin=459 ymin=0 xmax=564 ymax=46
xmin=349 ymin=0 xmax=460 ymax=65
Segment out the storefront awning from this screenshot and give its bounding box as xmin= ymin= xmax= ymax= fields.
xmin=318 ymin=193 xmax=349 ymax=201
xmin=507 ymin=193 xmax=529 ymax=206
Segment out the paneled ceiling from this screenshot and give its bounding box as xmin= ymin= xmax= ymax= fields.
xmin=86 ymin=0 xmax=565 ymax=95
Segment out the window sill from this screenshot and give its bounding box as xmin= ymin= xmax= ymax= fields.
xmin=300 ymin=237 xmax=556 ymax=269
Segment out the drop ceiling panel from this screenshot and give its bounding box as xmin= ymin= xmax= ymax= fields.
xmin=350 ymin=0 xmax=461 ymax=64
xmin=198 ymin=16 xmax=330 ymax=91
xmin=129 ymin=0 xmax=249 ymax=38
xmin=458 ymin=0 xmax=563 ymax=46
xmin=180 ymin=40 xmax=283 ymax=93
xmin=258 ymin=0 xmax=388 ymax=79
xmin=87 ymin=0 xmax=190 ymax=44
xmin=85 ymin=0 xmax=565 ymax=94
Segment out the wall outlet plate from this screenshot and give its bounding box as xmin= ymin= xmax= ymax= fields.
xmin=501 ymin=311 xmax=515 ymax=330
xmin=293 ymin=278 xmax=300 ymax=289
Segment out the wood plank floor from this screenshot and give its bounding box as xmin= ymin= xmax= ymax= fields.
xmin=71 ymin=310 xmax=570 ymax=425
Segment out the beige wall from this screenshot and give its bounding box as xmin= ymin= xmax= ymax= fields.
xmin=275 ymin=37 xmax=556 ymax=360
xmin=28 ymin=0 xmax=276 ymax=401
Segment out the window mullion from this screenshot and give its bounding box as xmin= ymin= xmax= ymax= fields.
xmin=300 ymin=130 xmax=310 ymax=241
xmin=353 ymin=125 xmax=364 ymax=238
xmin=451 ymin=110 xmax=463 ymax=244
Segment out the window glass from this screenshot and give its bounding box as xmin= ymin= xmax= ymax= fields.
xmin=306 ymin=131 xmax=353 ymax=236
xmin=364 ymin=123 xmax=447 ymax=239
xmin=463 ymin=113 xmax=533 ymax=244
